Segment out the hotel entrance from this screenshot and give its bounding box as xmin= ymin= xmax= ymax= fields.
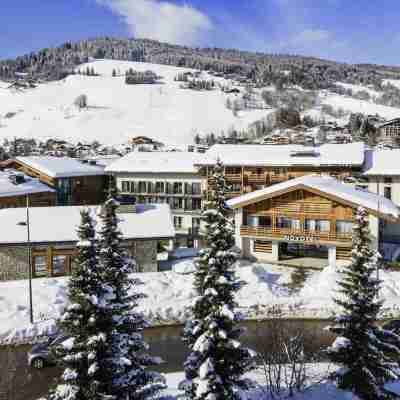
xmin=280 ymin=242 xmax=329 ymax=260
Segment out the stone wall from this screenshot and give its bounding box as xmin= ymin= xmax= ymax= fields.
xmin=133 ymin=240 xmax=158 ymax=272
xmin=0 ymin=247 xmax=29 ymax=281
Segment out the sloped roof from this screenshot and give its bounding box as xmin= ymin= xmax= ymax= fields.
xmin=0 ymin=170 xmax=55 ymax=198
xmin=199 ymin=143 xmax=365 ymax=167
xmin=227 ymin=174 xmax=399 ymax=220
xmin=0 ymin=204 xmax=174 ymax=245
xmin=16 ymin=156 xmax=105 ymax=178
xmin=106 ymin=151 xmax=211 ymax=174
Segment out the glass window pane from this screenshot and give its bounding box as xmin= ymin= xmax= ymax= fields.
xmin=34 ymin=256 xmax=47 ymax=276
xmin=53 ymin=255 xmax=68 ymax=275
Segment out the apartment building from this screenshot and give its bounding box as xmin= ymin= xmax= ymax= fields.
xmin=197 ymin=142 xmax=365 ymax=199
xmin=106 ymin=151 xmax=210 ymax=248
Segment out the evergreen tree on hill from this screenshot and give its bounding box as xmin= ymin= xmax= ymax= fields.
xmin=48 ymin=210 xmax=110 ymax=400
xmin=181 ymin=160 xmax=256 ymax=400
xmin=328 ymin=207 xmax=400 ymax=400
xmin=97 ymin=190 xmax=165 ymax=400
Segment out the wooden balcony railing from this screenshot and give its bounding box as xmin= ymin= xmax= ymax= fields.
xmin=246 ymin=174 xmax=266 ymax=184
xmin=240 ymin=225 xmax=352 ymax=243
xmin=225 ymin=174 xmax=242 ymax=182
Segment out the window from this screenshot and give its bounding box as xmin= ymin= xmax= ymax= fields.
xmin=173 ymin=182 xmax=183 ymax=194
xmin=192 ymin=218 xmax=201 ymax=228
xmin=53 ymin=255 xmax=68 ymax=275
xmin=192 ymin=183 xmax=201 ymax=195
xmin=277 ymin=217 xmax=300 ymax=230
xmin=384 ymin=186 xmax=392 ymax=200
xmin=174 ymin=216 xmax=183 ymax=228
xmin=336 ymin=220 xmax=353 ymax=234
xmin=384 ymin=177 xmax=393 ymax=184
xmin=121 ymin=181 xmax=130 ymax=192
xmin=138 ymin=181 xmax=147 ymax=193
xmin=192 ymin=198 xmax=202 ymax=210
xmin=166 ymin=182 xmax=173 ymax=194
xmin=229 ymin=183 xmax=241 ymax=193
xmin=172 ymin=198 xmax=183 ymax=210
xmin=34 ymin=256 xmax=47 ymax=277
xmin=306 ymin=219 xmax=330 ymax=232
xmin=147 ymin=182 xmax=154 ymax=194
xmin=259 ymin=216 xmax=272 ymax=227
xmin=185 ymin=182 xmax=192 ymax=195
xmin=156 ymin=182 xmax=165 ymax=194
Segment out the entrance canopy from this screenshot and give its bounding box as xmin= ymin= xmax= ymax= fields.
xmin=227 ymin=174 xmax=400 ymax=222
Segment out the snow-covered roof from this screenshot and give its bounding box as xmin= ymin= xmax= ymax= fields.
xmin=227 ymin=174 xmax=400 ymax=220
xmin=363 ymin=149 xmax=400 ymax=176
xmin=16 ymin=156 xmax=106 ymax=178
xmin=0 ymin=170 xmax=55 ymax=198
xmin=0 ymin=204 xmax=174 ymax=245
xmin=200 ymin=143 xmax=365 ymax=167
xmin=106 ymin=151 xmax=212 ymax=174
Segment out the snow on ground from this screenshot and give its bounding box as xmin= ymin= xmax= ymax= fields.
xmin=2 ymin=259 xmax=400 ymax=345
xmin=322 ymin=93 xmax=400 ymax=119
xmin=162 ymin=364 xmax=378 ymax=399
xmin=0 ymin=60 xmax=270 ymax=146
xmin=383 ymin=79 xmax=400 ymax=89
xmin=335 ymin=82 xmax=381 ymax=98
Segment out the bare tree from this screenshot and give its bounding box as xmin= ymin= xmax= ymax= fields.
xmin=74 ymin=94 xmax=88 ymax=110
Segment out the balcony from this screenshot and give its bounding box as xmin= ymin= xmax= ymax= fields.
xmin=246 ymin=174 xmax=266 ymax=185
xmin=225 ymin=174 xmax=242 ymax=183
xmin=240 ymin=225 xmax=352 ymax=244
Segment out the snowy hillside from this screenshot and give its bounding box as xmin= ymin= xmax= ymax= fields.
xmin=0 ymin=60 xmax=269 ymax=146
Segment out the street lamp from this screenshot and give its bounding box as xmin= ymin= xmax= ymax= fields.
xmin=17 ymin=195 xmax=33 ymax=324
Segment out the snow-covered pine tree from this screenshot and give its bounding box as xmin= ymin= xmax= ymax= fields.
xmin=48 ymin=210 xmax=111 ymax=400
xmin=182 ymin=160 xmax=256 ymax=400
xmin=97 ymin=191 xmax=165 ymax=400
xmin=327 ymin=207 xmax=400 ymax=400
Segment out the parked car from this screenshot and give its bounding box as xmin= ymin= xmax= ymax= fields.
xmin=28 ymin=334 xmax=69 ymax=369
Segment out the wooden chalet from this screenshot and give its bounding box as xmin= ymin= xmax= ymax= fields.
xmin=379 ymin=118 xmax=400 ymax=148
xmin=7 ymin=156 xmax=107 ymax=206
xmin=227 ymin=175 xmax=400 ymax=268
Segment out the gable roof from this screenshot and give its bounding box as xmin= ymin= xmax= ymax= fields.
xmin=106 ymin=151 xmax=211 ymax=174
xmin=16 ymin=156 xmax=105 ymax=178
xmin=199 ymin=143 xmax=365 ymax=167
xmin=0 ymin=204 xmax=174 ymax=245
xmin=379 ymin=118 xmax=400 ymax=128
xmin=227 ymin=175 xmax=399 ymax=221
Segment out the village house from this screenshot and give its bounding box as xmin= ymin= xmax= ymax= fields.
xmin=106 ymin=151 xmax=210 ymax=249
xmin=7 ymin=156 xmax=108 ymax=206
xmin=227 ymin=175 xmax=400 ymax=268
xmin=0 ymin=169 xmax=56 ymax=209
xmin=378 ymin=118 xmax=400 ymax=148
xmin=362 ymin=149 xmax=400 ymax=259
xmin=198 ymin=142 xmax=365 ymax=199
xmin=0 ymin=203 xmax=175 ymax=281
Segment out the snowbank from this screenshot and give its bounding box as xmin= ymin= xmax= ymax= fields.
xmin=1 ymin=260 xmax=400 ymax=345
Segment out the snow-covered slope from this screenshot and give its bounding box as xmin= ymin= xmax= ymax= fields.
xmin=0 ymin=60 xmax=269 ymax=146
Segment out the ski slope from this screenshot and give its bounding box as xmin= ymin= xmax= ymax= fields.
xmin=0 ymin=60 xmax=270 ymax=146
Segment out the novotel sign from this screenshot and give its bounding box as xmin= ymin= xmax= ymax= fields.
xmin=283 ymin=235 xmax=319 ymax=243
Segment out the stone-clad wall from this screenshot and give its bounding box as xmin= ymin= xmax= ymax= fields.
xmin=131 ymin=240 xmax=158 ymax=273
xmin=0 ymin=247 xmax=29 ymax=281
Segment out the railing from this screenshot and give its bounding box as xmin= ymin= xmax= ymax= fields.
xmin=240 ymin=225 xmax=352 ymax=243
xmin=246 ymin=174 xmax=266 ymax=184
xmin=225 ymin=174 xmax=242 ymax=182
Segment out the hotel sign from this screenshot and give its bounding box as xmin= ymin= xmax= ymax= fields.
xmin=283 ymin=235 xmax=319 ymax=243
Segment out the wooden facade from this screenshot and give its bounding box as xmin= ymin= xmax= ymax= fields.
xmin=205 ymin=166 xmax=356 ymax=199
xmin=241 ymin=188 xmax=355 ymax=251
xmin=379 ymin=118 xmax=400 ymax=148
xmin=10 ymin=159 xmax=107 ymax=206
xmin=0 ymin=191 xmax=56 ymax=209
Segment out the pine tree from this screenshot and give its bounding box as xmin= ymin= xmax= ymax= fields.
xmin=97 ymin=190 xmax=165 ymax=400
xmin=327 ymin=207 xmax=400 ymax=400
xmin=48 ymin=210 xmax=110 ymax=400
xmin=182 ymin=160 xmax=256 ymax=400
